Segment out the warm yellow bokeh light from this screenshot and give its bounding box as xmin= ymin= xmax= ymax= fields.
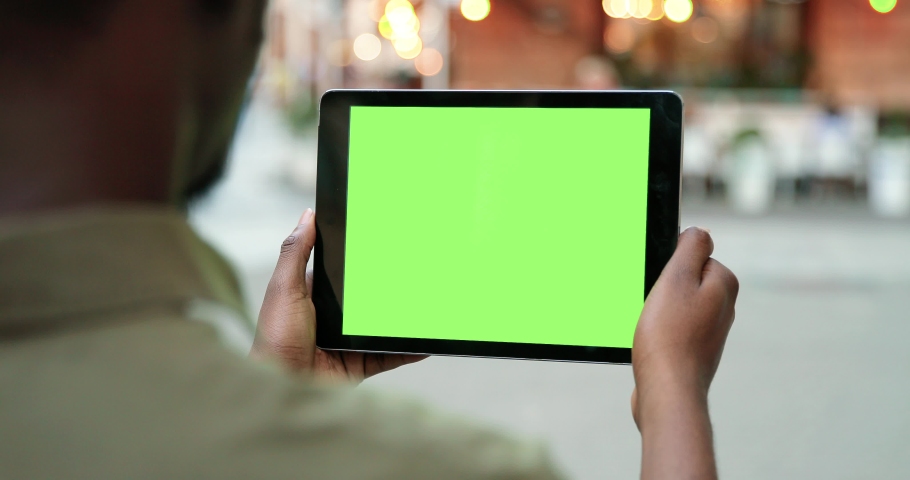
xmin=392 ymin=34 xmax=420 ymax=52
xmin=385 ymin=1 xmax=420 ymax=43
xmin=392 ymin=17 xmax=420 ymax=38
xmin=664 ymin=0 xmax=693 ymax=23
xmin=460 ymin=0 xmax=491 ymax=21
xmin=378 ymin=15 xmax=394 ymax=39
xmin=646 ymin=0 xmax=664 ymax=20
xmin=607 ymin=0 xmax=631 ymax=18
xmin=387 ymin=6 xmax=416 ymax=29
xmin=395 ymin=37 xmax=423 ymax=59
xmin=384 ymin=0 xmax=414 ymax=17
xmin=353 ymin=33 xmax=382 ymax=61
xmin=606 ymin=0 xmax=664 ymax=21
xmin=603 ymin=0 xmax=619 ymax=18
xmin=633 ymin=0 xmax=653 ymax=18
xmin=414 ymin=48 xmax=444 ymax=76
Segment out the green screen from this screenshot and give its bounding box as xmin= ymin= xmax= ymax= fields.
xmin=342 ymin=106 xmax=650 ymax=348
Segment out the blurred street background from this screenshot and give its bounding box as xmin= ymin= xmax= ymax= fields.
xmin=191 ymin=0 xmax=910 ymax=478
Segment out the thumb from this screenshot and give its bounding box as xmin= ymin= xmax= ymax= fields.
xmin=271 ymin=208 xmax=316 ymax=299
xmin=666 ymin=226 xmax=715 ymax=283
xmin=251 ymin=208 xmax=317 ymax=368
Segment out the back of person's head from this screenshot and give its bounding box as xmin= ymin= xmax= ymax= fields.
xmin=0 ymin=0 xmax=267 ymax=215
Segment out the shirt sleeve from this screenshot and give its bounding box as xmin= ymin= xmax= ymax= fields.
xmin=3 ymin=314 xmax=569 ymax=480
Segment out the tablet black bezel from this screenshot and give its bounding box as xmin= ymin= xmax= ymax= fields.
xmin=313 ymin=89 xmax=682 ymax=364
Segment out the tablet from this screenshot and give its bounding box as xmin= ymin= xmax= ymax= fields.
xmin=313 ymin=90 xmax=682 ymax=364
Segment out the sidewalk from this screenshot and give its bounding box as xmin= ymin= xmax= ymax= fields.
xmin=190 ymin=100 xmax=910 ymax=480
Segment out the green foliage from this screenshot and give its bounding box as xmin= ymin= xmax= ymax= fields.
xmin=879 ymin=112 xmax=910 ymax=138
xmin=284 ymin=94 xmax=317 ymax=135
xmin=731 ymin=128 xmax=763 ymax=146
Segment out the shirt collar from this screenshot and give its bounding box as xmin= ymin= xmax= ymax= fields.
xmin=0 ymin=205 xmax=247 ymax=331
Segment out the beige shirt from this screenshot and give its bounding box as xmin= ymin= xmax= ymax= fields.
xmin=0 ymin=206 xmax=564 ymax=479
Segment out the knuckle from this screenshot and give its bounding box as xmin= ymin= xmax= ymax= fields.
xmin=725 ymin=270 xmax=740 ymax=296
xmin=704 ymin=259 xmax=739 ymax=298
xmin=280 ymin=226 xmax=305 ymax=256
xmin=713 ymin=261 xmax=739 ymax=294
xmin=280 ymin=234 xmax=298 ymax=255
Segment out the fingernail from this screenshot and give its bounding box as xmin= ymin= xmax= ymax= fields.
xmin=682 ymin=226 xmax=711 ymax=235
xmin=298 ymin=208 xmax=313 ymax=225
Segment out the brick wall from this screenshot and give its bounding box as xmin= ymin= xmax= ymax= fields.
xmin=808 ymin=1 xmax=910 ymax=109
xmin=449 ymin=0 xmax=604 ymax=89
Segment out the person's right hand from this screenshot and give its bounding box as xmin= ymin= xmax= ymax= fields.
xmin=631 ymin=227 xmax=738 ymax=480
xmin=250 ymin=209 xmax=425 ymax=383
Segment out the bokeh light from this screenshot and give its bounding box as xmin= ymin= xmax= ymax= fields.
xmin=377 ymin=15 xmax=394 ymax=39
xmin=604 ymin=21 xmax=636 ymax=54
xmin=392 ymin=35 xmax=420 ymax=52
xmin=632 ymin=0 xmax=653 ymax=19
xmin=604 ymin=0 xmax=630 ymax=18
xmin=388 ymin=6 xmax=418 ymax=32
xmin=395 ymin=37 xmax=422 ymax=59
xmin=664 ymin=0 xmax=693 ymax=23
xmin=691 ymin=16 xmax=719 ymax=44
xmin=461 ymin=0 xmax=491 ymax=21
xmin=384 ymin=0 xmax=414 ymax=17
xmin=870 ymin=0 xmax=897 ymax=13
xmin=414 ymin=48 xmax=444 ymax=76
xmin=381 ymin=0 xmax=421 ymax=61
xmin=353 ymin=33 xmax=382 ymax=61
xmin=605 ymin=0 xmax=662 ymax=19
xmin=646 ymin=0 xmax=664 ymax=20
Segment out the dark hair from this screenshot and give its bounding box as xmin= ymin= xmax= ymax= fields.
xmin=197 ymin=0 xmax=237 ymax=20
xmin=1 ymin=0 xmax=117 ymax=27
xmin=1 ymin=0 xmax=237 ymax=27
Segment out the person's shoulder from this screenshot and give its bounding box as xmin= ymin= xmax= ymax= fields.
xmin=191 ymin=355 xmax=566 ymax=479
xmin=1 ymin=315 xmax=565 ymax=479
xmin=283 ymin=386 xmax=566 ymax=480
xmin=182 ymin=328 xmax=565 ymax=479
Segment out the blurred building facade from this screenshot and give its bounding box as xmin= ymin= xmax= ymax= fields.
xmin=809 ymin=1 xmax=910 ymax=110
xmin=255 ymin=0 xmax=910 ymax=215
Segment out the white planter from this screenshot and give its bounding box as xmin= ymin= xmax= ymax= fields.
xmin=869 ymin=138 xmax=910 ymax=218
xmin=726 ymin=138 xmax=775 ymax=214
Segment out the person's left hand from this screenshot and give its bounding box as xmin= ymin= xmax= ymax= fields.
xmin=249 ymin=208 xmax=426 ymax=383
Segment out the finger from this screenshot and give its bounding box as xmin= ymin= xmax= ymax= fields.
xmin=270 ymin=208 xmax=316 ymax=299
xmin=667 ymin=227 xmax=715 ymax=283
xmin=630 ymin=388 xmax=640 ymax=426
xmin=364 ymin=354 xmax=429 ymax=379
xmin=702 ymin=258 xmax=739 ymax=300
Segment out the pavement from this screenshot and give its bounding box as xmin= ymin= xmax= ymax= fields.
xmin=190 ymin=101 xmax=910 ymax=480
